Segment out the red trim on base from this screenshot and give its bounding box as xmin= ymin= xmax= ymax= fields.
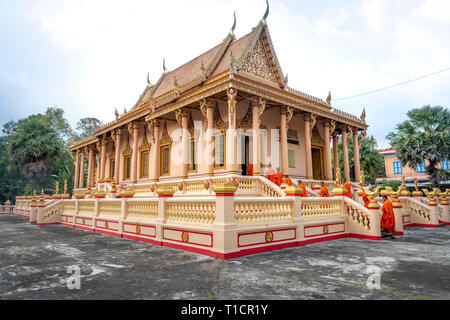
xmin=223 ymin=241 xmax=298 ymax=259
xmin=215 ymin=193 xmax=235 ymax=197
xmin=439 ymin=221 xmax=450 ymax=225
xmin=286 ymin=194 xmax=301 ymax=197
xmin=395 ymin=231 xmax=404 ymax=236
xmin=158 ymin=195 xmax=173 ymax=198
xmin=122 ymin=233 xmax=161 ymax=245
xmin=94 ymin=228 xmax=119 ymax=237
xmin=347 ymin=233 xmax=382 ymax=241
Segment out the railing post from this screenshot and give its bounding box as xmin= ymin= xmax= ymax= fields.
xmin=212 ymin=183 xmax=237 ymax=256
xmin=392 ymin=199 xmax=404 ymax=236
xmin=156 ymin=186 xmax=176 ymax=243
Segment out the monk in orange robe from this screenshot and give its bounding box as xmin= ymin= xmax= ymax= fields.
xmin=319 ymin=182 xmax=329 ymax=197
xmin=248 ymin=164 xmax=253 ymax=176
xmin=381 ymin=195 xmax=396 ymax=237
xmin=274 ymin=167 xmax=283 ymax=187
xmin=282 ymin=176 xmax=292 ymax=186
xmin=362 ymin=192 xmax=370 ymax=209
xmin=298 ymin=180 xmax=307 ymax=197
xmin=343 ymin=179 xmax=352 ymax=199
xmin=266 ymin=164 xmax=275 ymax=184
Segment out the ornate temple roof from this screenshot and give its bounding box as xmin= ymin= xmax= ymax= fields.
xmin=70 ymin=4 xmax=368 ymax=151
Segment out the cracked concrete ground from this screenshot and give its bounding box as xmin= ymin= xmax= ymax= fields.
xmin=0 ymin=214 xmax=449 ymax=300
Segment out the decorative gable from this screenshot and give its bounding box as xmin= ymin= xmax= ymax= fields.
xmin=239 ymin=34 xmax=277 ymax=83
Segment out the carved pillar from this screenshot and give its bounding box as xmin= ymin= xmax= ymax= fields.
xmin=114 ymin=129 xmax=122 ymax=184
xmin=252 ymin=98 xmax=265 ymax=176
xmin=323 ymin=121 xmax=333 ymax=181
xmin=87 ymin=146 xmax=95 ymax=187
xmin=332 ymin=133 xmax=339 ymax=178
xmin=280 ymin=108 xmax=289 ymax=176
xmin=353 ymin=129 xmax=360 ymax=183
xmin=100 ymin=136 xmax=107 ymax=180
xmin=179 ymin=110 xmax=190 ymax=179
xmin=73 ymin=150 xmax=80 ymax=189
xmin=342 ymin=126 xmax=350 ymax=182
xmin=79 ymin=149 xmax=85 ymax=188
xmin=304 ymin=114 xmax=313 ymax=179
xmin=226 ymin=88 xmax=238 ymax=174
xmin=151 ymin=121 xmax=161 ymax=182
xmin=130 ymin=123 xmax=140 ymax=183
xmin=87 ymin=146 xmax=92 ymax=188
xmin=205 ymin=101 xmax=215 ymax=177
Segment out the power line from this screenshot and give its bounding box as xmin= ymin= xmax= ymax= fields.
xmin=333 ymin=66 xmax=450 ymax=101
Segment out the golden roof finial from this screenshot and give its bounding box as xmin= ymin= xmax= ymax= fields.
xmin=115 ymin=108 xmax=119 ymax=120
xmin=361 ymin=107 xmax=366 ymax=122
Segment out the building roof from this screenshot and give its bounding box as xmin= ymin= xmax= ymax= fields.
xmin=379 ymin=147 xmax=396 ymax=155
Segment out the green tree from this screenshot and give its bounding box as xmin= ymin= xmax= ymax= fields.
xmin=8 ymin=114 xmax=64 ymax=189
xmin=386 ymin=105 xmax=450 ymax=187
xmin=334 ymin=133 xmax=385 ymax=185
xmin=74 ymin=117 xmax=102 ymax=141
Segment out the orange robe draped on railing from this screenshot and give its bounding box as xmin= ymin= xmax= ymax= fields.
xmin=381 ymin=199 xmax=396 ymax=233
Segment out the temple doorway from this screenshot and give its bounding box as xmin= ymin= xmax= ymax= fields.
xmin=241 ymin=135 xmax=251 ymax=175
xmin=312 ymin=147 xmax=324 ymax=180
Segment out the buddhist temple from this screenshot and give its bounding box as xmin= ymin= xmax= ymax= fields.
xmin=8 ymin=2 xmax=449 ymax=259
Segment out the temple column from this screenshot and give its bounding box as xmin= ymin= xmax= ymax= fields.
xmin=114 ymin=129 xmax=122 ymax=184
xmin=73 ymin=150 xmax=80 ymax=189
xmin=332 ymin=133 xmax=339 ymax=178
xmin=130 ymin=123 xmax=140 ymax=183
xmin=151 ymin=121 xmax=161 ymax=182
xmin=353 ymin=129 xmax=361 ymax=182
xmin=280 ymin=108 xmax=289 ymax=176
xmin=205 ymin=102 xmax=215 ymax=177
xmin=252 ymin=99 xmax=265 ymax=176
xmin=304 ymin=114 xmax=313 ymax=179
xmin=342 ymin=127 xmax=350 ymax=182
xmin=226 ymin=88 xmax=238 ymax=174
xmin=323 ymin=121 xmax=333 ymax=180
xmin=87 ymin=146 xmax=94 ymax=187
xmin=79 ymin=148 xmax=85 ymax=188
xmin=180 ymin=110 xmax=189 ymax=179
xmin=100 ymin=137 xmax=107 ymax=180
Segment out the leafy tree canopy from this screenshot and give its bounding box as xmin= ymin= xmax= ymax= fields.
xmin=386 ymin=105 xmax=450 ymax=187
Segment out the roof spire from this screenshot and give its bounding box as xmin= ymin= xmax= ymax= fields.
xmin=229 ymin=11 xmax=236 ymax=38
xmin=262 ymin=0 xmax=269 ymax=24
xmin=163 ymin=58 xmax=167 ymax=73
xmin=147 ymin=72 xmax=150 ymax=85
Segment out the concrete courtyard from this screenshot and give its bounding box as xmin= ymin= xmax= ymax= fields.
xmin=0 ymin=214 xmax=449 ymax=300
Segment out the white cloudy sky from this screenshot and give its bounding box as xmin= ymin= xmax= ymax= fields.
xmin=1 ymin=0 xmax=449 ymax=148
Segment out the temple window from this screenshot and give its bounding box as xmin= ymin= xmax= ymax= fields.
xmin=123 ymin=154 xmax=131 ymax=180
xmin=140 ymin=150 xmax=149 ymax=178
xmin=189 ymin=139 xmax=197 ymax=172
xmin=214 ymin=130 xmax=225 ymax=168
xmin=416 ymin=161 xmax=426 ymax=173
xmin=109 ymin=157 xmax=115 ymax=179
xmin=160 ymin=145 xmax=170 ymax=176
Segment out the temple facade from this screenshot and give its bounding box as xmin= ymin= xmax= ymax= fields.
xmin=8 ymin=4 xmax=448 ymax=259
xmin=69 ymin=12 xmax=367 ymax=190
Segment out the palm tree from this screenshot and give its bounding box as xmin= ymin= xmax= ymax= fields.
xmin=386 ymin=105 xmax=450 ymax=187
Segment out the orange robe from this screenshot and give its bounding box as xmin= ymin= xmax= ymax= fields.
xmin=362 ymin=192 xmax=370 ymax=209
xmin=319 ymin=185 xmax=329 ymax=197
xmin=248 ymin=164 xmax=253 ymax=176
xmin=299 ymin=184 xmax=307 ymax=197
xmin=274 ymin=171 xmax=283 ymax=187
xmin=282 ymin=177 xmax=292 ymax=186
xmin=343 ymin=182 xmax=352 ymax=199
xmin=381 ymin=200 xmax=396 ymax=233
xmin=266 ymin=168 xmax=275 ymax=184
